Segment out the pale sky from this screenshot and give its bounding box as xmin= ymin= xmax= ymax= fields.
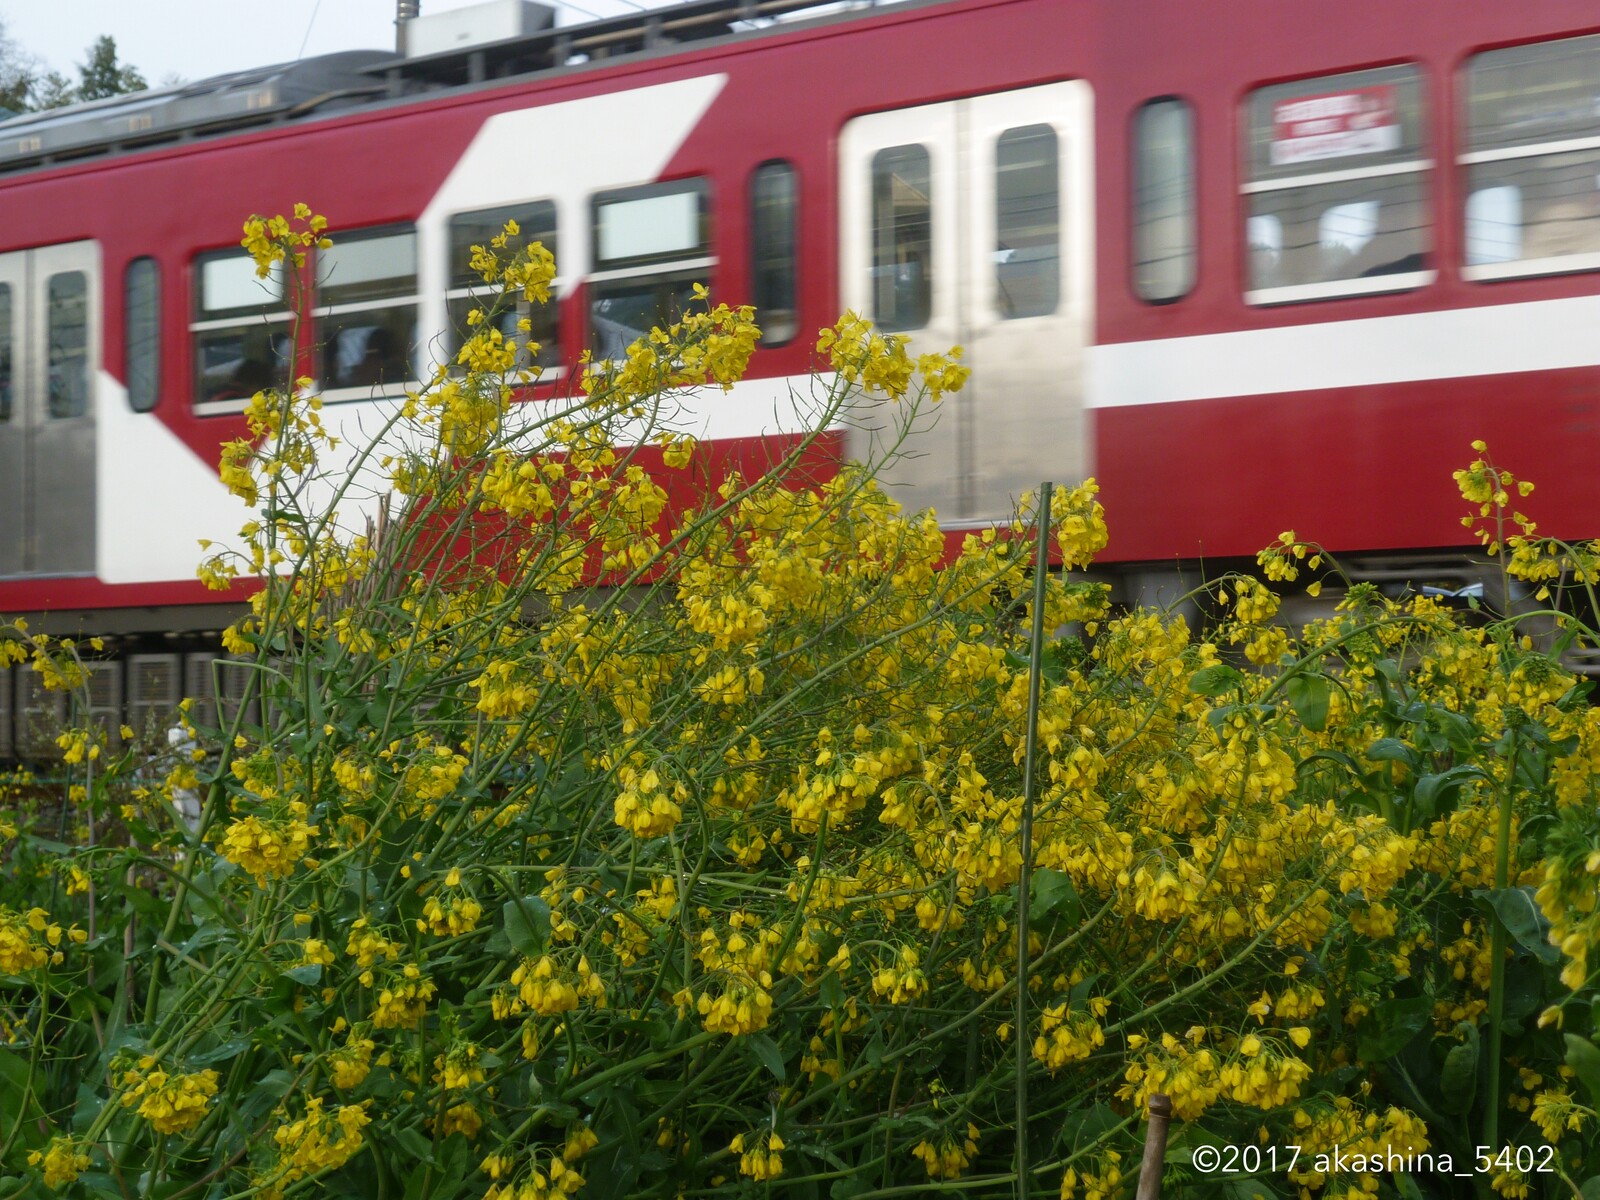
xmin=1 ymin=0 xmax=689 ymax=87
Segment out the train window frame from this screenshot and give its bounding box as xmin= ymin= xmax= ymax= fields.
xmin=869 ymin=143 xmax=933 ymax=332
xmin=0 ymin=283 xmax=10 ymax=424
xmin=125 ymin=257 xmax=160 ymax=413
xmin=189 ymin=246 xmax=291 ymax=416
xmin=749 ymin=160 xmax=798 ymax=345
xmin=1241 ymin=63 xmax=1434 ymax=305
xmin=587 ymin=177 xmax=713 ymax=361
xmin=314 ymin=223 xmax=420 ymax=401
xmin=447 ymin=200 xmax=562 ymax=375
xmin=1131 ymin=96 xmax=1197 ymax=303
xmin=994 ymin=123 xmax=1061 ymax=319
xmin=1461 ymin=33 xmax=1600 ymax=282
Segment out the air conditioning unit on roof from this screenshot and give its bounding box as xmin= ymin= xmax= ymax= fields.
xmin=405 ymin=1 xmax=557 ymax=58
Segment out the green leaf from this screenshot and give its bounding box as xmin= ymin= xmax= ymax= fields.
xmin=283 ymin=963 xmax=323 ymax=986
xmin=1028 ymin=868 xmax=1081 ymax=926
xmin=1284 ymin=672 xmax=1330 ymax=732
xmin=1437 ymin=1033 xmax=1478 ymax=1115
xmin=1365 ymin=738 xmax=1418 ymax=767
xmin=502 ymin=896 xmax=552 ymax=958
xmin=1411 ymin=765 xmax=1483 ymax=821
xmin=746 ymin=1032 xmax=787 ymax=1082
xmin=1578 ymin=1175 xmax=1600 ymax=1200
xmin=831 ymin=1178 xmax=871 ymax=1200
xmin=1565 ymin=1034 xmax=1600 ymax=1108
xmin=1357 ymin=995 xmax=1432 ymax=1061
xmin=1475 ymin=887 xmax=1559 ymax=966
xmin=1189 ymin=664 xmax=1242 ymax=697
xmin=0 ymin=1047 xmax=44 ymax=1138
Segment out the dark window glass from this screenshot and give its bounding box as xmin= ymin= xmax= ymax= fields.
xmin=0 ymin=284 xmax=10 ymax=423
xmin=125 ymin=258 xmax=159 ymax=412
xmin=449 ymin=201 xmax=559 ymax=370
xmin=995 ymin=125 xmax=1060 ymax=318
xmin=589 ymin=273 xmax=705 ymax=361
xmin=1465 ymin=34 xmax=1600 ymax=274
xmin=1242 ymin=64 xmax=1429 ymax=300
xmin=751 ymin=161 xmax=798 ymax=344
xmin=192 ymin=248 xmax=290 ymax=411
xmin=588 ymin=178 xmax=712 ymax=356
xmin=315 ymin=226 xmax=418 ymax=392
xmin=47 ymin=272 xmax=88 ymax=419
xmin=870 ymin=144 xmax=931 ymax=331
xmin=1132 ymin=99 xmax=1196 ymax=301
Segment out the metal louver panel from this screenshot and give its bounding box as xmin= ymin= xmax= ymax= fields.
xmin=0 ymin=667 xmax=11 ymax=759
xmin=186 ymin=653 xmax=260 ymax=733
xmin=16 ymin=668 xmax=66 ymax=759
xmin=86 ymin=661 xmax=125 ymax=751
xmin=128 ymin=654 xmax=182 ymax=740
xmin=184 ymin=652 xmax=220 ymax=733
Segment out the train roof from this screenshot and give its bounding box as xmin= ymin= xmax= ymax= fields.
xmin=0 ymin=0 xmax=924 ymax=177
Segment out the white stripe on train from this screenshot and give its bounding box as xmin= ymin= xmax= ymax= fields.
xmin=1087 ymin=294 xmax=1600 ymax=408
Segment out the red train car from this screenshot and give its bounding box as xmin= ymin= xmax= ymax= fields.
xmin=2 ymin=0 xmax=1599 ymax=746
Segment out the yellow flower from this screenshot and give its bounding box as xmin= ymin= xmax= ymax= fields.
xmin=28 ymin=1137 xmax=91 ymax=1188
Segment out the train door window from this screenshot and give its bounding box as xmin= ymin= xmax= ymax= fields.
xmin=448 ymin=201 xmax=560 ymax=372
xmin=0 ymin=284 xmax=10 ymax=422
xmin=994 ymin=124 xmax=1060 ymax=318
xmin=750 ymin=161 xmax=798 ymax=344
xmin=1132 ymin=97 xmax=1196 ymax=301
xmin=871 ymin=144 xmax=931 ymax=331
xmin=316 ymin=225 xmax=418 ymax=396
xmin=1242 ymin=64 xmax=1431 ymax=303
xmin=1463 ymin=33 xmax=1600 ymax=279
xmin=125 ymin=257 xmax=159 ymax=413
xmin=191 ymin=248 xmax=290 ymax=414
xmin=48 ymin=272 xmax=88 ymax=419
xmin=588 ymin=178 xmax=711 ymax=360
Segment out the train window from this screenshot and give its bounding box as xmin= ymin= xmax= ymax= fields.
xmin=750 ymin=161 xmax=798 ymax=344
xmin=125 ymin=258 xmax=159 ymax=413
xmin=316 ymin=226 xmax=418 ymax=395
xmin=448 ymin=201 xmax=560 ymax=372
xmin=191 ymin=248 xmax=290 ymax=413
xmin=995 ymin=124 xmax=1060 ymax=318
xmin=1463 ymin=33 xmax=1600 ymax=279
xmin=47 ymin=272 xmax=88 ymax=419
xmin=0 ymin=284 xmax=10 ymax=423
xmin=871 ymin=144 xmax=932 ymax=331
xmin=589 ymin=178 xmax=711 ymax=359
xmin=1132 ymin=98 xmax=1196 ymax=302
xmin=1242 ymin=64 xmax=1431 ymax=303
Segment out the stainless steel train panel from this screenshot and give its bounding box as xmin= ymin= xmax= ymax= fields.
xmin=0 ymin=241 xmax=99 ymax=579
xmin=840 ymin=83 xmax=1093 ymax=524
xmin=0 ymin=254 xmax=26 ymax=576
xmin=128 ymin=653 xmax=182 ymax=739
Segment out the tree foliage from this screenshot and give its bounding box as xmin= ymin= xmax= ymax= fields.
xmin=0 ymin=21 xmax=146 ymax=115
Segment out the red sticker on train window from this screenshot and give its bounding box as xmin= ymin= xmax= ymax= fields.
xmin=1270 ymin=85 xmax=1399 ymax=166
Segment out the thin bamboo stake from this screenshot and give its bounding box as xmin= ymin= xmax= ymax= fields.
xmin=1135 ymin=1093 xmax=1173 ymax=1200
xmin=1015 ymin=481 xmax=1053 ymax=1200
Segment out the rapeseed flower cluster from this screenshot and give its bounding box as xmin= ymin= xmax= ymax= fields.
xmin=8 ymin=213 xmax=1600 ymax=1200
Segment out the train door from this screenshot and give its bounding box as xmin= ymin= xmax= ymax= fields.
xmin=0 ymin=242 xmax=98 ymax=578
xmin=840 ymin=82 xmax=1093 ymax=523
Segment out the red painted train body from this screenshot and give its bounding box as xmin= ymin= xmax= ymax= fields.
xmin=2 ymin=0 xmax=1600 ymax=741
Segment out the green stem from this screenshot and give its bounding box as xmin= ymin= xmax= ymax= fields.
xmin=1483 ymin=729 xmax=1519 ymax=1155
